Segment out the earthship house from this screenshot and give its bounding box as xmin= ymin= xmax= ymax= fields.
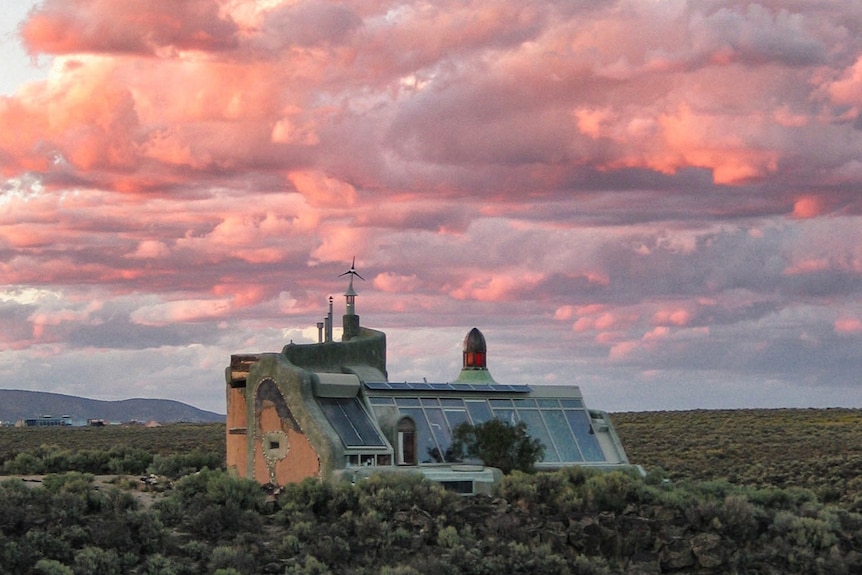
xmin=225 ymin=264 xmax=636 ymax=494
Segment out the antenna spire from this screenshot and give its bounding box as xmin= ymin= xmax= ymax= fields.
xmin=341 ymin=257 xmax=363 ymax=340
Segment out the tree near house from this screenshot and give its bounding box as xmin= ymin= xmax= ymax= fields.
xmin=449 ymin=419 xmax=545 ymax=474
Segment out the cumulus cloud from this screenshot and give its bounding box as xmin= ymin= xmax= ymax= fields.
xmin=1 ymin=0 xmax=861 ymax=412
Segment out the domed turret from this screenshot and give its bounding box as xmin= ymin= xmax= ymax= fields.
xmin=455 ymin=327 xmax=496 ymax=384
xmin=462 ymin=327 xmax=487 ymax=369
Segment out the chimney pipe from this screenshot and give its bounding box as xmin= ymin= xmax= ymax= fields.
xmin=326 ymin=296 xmax=334 ymax=342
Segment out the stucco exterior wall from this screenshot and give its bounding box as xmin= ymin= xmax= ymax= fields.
xmin=253 ymin=398 xmax=320 ymax=484
xmin=233 ymin=353 xmax=342 ymax=485
xmin=282 ymin=327 xmax=386 ymax=375
xmin=225 ymin=385 xmax=248 ymax=476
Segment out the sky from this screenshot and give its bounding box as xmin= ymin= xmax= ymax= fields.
xmin=1 ymin=0 xmax=861 ymax=415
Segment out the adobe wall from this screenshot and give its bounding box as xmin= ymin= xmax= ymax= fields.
xmin=225 ymin=385 xmax=248 ymax=476
xmin=242 ymin=353 xmax=341 ymax=484
xmin=281 ymin=327 xmax=386 ymax=376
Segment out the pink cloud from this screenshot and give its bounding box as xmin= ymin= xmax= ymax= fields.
xmin=373 ymin=272 xmax=419 ymax=293
xmin=642 ymin=326 xmax=670 ymax=342
xmin=828 ymin=57 xmax=862 ymax=109
xmin=653 ymin=308 xmax=691 ymax=326
xmin=783 ymin=259 xmax=831 ymax=276
xmin=554 ymin=305 xmax=577 ymax=321
xmin=127 ymin=240 xmax=171 ymax=260
xmin=130 ymin=298 xmax=233 ymax=326
xmin=834 ymin=318 xmax=862 ymax=334
xmin=22 ymin=0 xmax=238 ymax=55
xmin=608 ymin=340 xmax=639 ymax=360
xmin=449 ymin=272 xmax=544 ymax=302
xmin=3 ymin=1 xmax=862 ymax=412
xmin=288 ymin=171 xmax=357 ymax=208
xmin=790 ymin=196 xmax=820 ymax=219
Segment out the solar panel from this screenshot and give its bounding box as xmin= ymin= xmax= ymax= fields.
xmin=363 ymin=381 xmax=531 ymax=393
xmin=363 ymin=381 xmax=390 ymax=390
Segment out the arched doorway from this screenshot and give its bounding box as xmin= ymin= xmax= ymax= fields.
xmin=397 ymin=417 xmax=417 ymax=465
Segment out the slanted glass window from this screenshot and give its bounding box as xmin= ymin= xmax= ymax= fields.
xmin=317 ymin=397 xmax=387 ymax=448
xmin=398 ymin=407 xmax=442 ymax=463
xmin=565 ymin=409 xmax=604 ymax=461
xmin=443 ymin=405 xmax=469 ymax=431
xmin=490 ymin=398 xmax=517 ymax=425
xmin=440 ymin=398 xmax=464 ymax=408
xmin=518 ymin=409 xmax=559 ymax=463
xmin=424 ymin=407 xmax=451 ymax=461
xmin=369 ymin=396 xmax=394 ymax=406
xmin=542 ymin=409 xmax=583 ymax=462
xmin=465 ymin=400 xmax=492 ymax=425
xmin=365 ymin=391 xmax=609 ymax=465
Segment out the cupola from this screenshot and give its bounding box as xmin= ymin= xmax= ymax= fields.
xmin=454 ymin=327 xmax=496 ymax=384
xmin=462 ymin=327 xmax=487 ymax=369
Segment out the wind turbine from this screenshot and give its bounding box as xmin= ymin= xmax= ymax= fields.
xmin=339 ymin=256 xmax=365 ymax=282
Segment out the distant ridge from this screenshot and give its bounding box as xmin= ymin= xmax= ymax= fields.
xmin=0 ymin=389 xmax=224 ymax=424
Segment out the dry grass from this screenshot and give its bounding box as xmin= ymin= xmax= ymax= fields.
xmin=613 ymin=408 xmax=862 ymax=506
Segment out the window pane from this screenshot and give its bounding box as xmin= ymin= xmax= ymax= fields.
xmin=369 ymin=397 xmax=394 ymax=405
xmin=443 ymin=408 xmax=469 ymax=432
xmin=465 ymin=400 xmax=492 ymax=425
xmin=517 ymin=409 xmax=558 ymax=463
xmin=560 ymin=399 xmax=584 ymax=409
xmin=565 ymin=409 xmax=605 ymax=462
xmin=424 ymin=408 xmax=452 ymax=462
xmin=395 ymin=397 xmax=421 ymax=407
xmin=492 ymin=409 xmax=517 ymax=426
xmin=543 ymin=410 xmax=582 ymax=462
xmin=440 ymin=398 xmax=464 ymax=408
xmin=399 ymin=408 xmax=441 ymax=464
xmin=317 ymin=397 xmax=386 ymax=448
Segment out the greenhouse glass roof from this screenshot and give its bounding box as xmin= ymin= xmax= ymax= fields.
xmin=367 ymin=394 xmax=606 ymax=465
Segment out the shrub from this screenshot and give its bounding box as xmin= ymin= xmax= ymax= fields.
xmin=72 ymin=546 xmax=121 ymax=575
xmin=148 ymin=449 xmax=223 ymax=478
xmin=34 ymin=559 xmax=74 ymax=575
xmin=154 ymin=468 xmax=265 ymax=542
xmin=139 ymin=553 xmax=181 ymax=575
xmin=584 ymin=470 xmax=641 ymax=513
xmin=284 ymin=555 xmax=332 ymax=575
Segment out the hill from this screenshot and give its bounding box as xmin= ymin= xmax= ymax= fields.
xmin=0 ymin=389 xmax=224 ymax=424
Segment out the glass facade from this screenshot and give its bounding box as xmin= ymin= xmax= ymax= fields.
xmin=317 ymin=397 xmax=387 ymax=448
xmin=367 ymin=394 xmax=606 ymax=464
